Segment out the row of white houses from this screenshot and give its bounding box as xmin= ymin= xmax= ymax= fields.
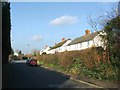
xmin=40 ymin=30 xmax=105 ymax=55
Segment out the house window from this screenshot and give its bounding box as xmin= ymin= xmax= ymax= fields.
xmin=76 ymin=44 xmax=78 ymax=50
xmin=59 ymin=48 xmax=61 ymax=51
xmin=69 ymin=46 xmax=71 ymax=49
xmin=87 ymin=41 xmax=89 ymax=47
xmin=55 ymin=50 xmax=58 ymax=53
xmin=79 ymin=43 xmax=82 ymax=48
xmin=74 ymin=44 xmax=76 ymax=49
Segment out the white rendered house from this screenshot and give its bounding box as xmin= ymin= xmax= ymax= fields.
xmin=14 ymin=52 xmax=18 ymax=56
xmin=40 ymin=30 xmax=105 ymax=55
xmin=66 ymin=30 xmax=105 ymax=51
xmin=40 ymin=46 xmax=50 ymax=55
xmin=47 ymin=38 xmax=72 ymax=54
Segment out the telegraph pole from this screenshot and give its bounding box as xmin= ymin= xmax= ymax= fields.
xmin=28 ymin=44 xmax=30 ymax=59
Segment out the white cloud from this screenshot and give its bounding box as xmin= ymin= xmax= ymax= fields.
xmin=50 ymin=15 xmax=78 ymax=26
xmin=32 ymin=35 xmax=42 ymax=41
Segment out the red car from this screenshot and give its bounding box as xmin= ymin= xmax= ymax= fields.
xmin=27 ymin=59 xmax=37 ymax=66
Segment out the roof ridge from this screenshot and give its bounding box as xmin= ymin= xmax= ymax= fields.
xmin=49 ymin=39 xmax=69 ymax=50
xmin=68 ymin=31 xmax=99 ymax=46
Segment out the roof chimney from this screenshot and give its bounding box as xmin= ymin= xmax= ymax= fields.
xmin=85 ymin=30 xmax=90 ymax=35
xmin=55 ymin=43 xmax=57 ymax=46
xmin=45 ymin=45 xmax=48 ymax=48
xmin=62 ymin=37 xmax=65 ymax=42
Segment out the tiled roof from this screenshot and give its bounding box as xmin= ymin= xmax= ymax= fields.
xmin=50 ymin=39 xmax=70 ymax=50
xmin=68 ymin=32 xmax=99 ymax=46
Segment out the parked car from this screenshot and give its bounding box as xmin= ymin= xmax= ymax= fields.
xmin=26 ymin=59 xmax=40 ymax=66
xmin=26 ymin=59 xmax=31 ymax=65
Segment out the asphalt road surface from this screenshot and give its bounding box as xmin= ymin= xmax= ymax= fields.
xmin=3 ymin=61 xmax=96 ymax=88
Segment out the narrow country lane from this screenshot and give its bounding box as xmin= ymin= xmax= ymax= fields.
xmin=3 ymin=62 xmax=96 ymax=88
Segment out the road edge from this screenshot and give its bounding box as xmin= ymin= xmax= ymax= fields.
xmin=40 ymin=65 xmax=104 ymax=88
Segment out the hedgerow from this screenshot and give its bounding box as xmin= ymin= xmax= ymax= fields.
xmin=37 ymin=47 xmax=118 ymax=81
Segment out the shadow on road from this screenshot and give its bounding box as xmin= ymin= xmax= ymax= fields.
xmin=2 ymin=63 xmax=70 ymax=88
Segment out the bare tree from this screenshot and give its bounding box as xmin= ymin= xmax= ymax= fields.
xmin=87 ymin=2 xmax=118 ymax=32
xmin=88 ymin=2 xmax=120 ymax=67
